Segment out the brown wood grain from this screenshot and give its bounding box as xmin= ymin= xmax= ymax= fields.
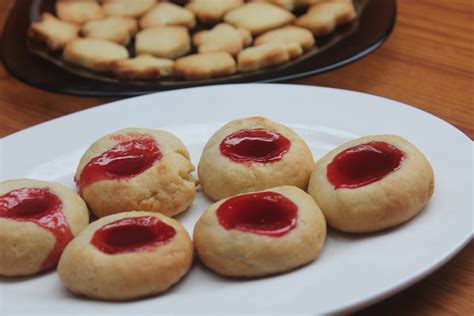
xmin=0 ymin=0 xmax=473 ymax=314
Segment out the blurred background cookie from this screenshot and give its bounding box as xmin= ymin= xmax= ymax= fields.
xmin=0 ymin=179 xmax=88 ymax=277
xmin=74 ymin=128 xmax=196 ymax=218
xmin=58 ymin=211 xmax=193 ymax=300
xmin=295 ymin=0 xmax=357 ymax=36
xmin=81 ymin=16 xmax=137 ymax=45
xmin=194 ymin=186 xmax=326 ymax=277
xmin=237 ymin=42 xmax=291 ymax=72
xmin=224 ymin=2 xmax=295 ymax=35
xmin=28 ymin=12 xmax=80 ymax=51
xmin=55 ymin=0 xmax=104 ymax=25
xmin=255 ymin=25 xmax=315 ymax=51
xmin=193 ymin=23 xmax=251 ymax=56
xmin=112 ymin=54 xmax=174 ymax=80
xmin=174 ymin=51 xmax=236 ymax=80
xmin=140 ymin=2 xmax=196 ymax=29
xmin=308 ymin=135 xmax=435 ymax=233
xmin=198 ymin=116 xmax=314 ymax=201
xmin=135 ymin=26 xmax=191 ymax=59
xmin=102 ymin=0 xmax=156 ymax=18
xmin=63 ymin=38 xmax=129 ymax=71
xmin=186 ymin=0 xmax=243 ymax=24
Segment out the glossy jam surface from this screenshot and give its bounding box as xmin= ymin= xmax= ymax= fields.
xmin=0 ymin=187 xmax=73 ymax=270
xmin=91 ymin=216 xmax=176 ymax=254
xmin=220 ymin=129 xmax=291 ymax=163
xmin=327 ymin=141 xmax=405 ymax=189
xmin=216 ymin=192 xmax=298 ymax=237
xmin=76 ymin=137 xmax=162 ymax=193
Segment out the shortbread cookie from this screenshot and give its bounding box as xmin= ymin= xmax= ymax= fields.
xmin=308 ymin=135 xmax=435 ymax=233
xmin=0 ymin=179 xmax=89 ymax=277
xmin=194 ymin=186 xmax=326 ymax=277
xmin=28 ymin=12 xmax=80 ymax=51
xmin=186 ymin=0 xmax=243 ymax=24
xmin=295 ymin=0 xmax=357 ymax=36
xmin=174 ymin=51 xmax=236 ymax=80
xmin=198 ymin=116 xmax=314 ymax=201
xmin=102 ymin=0 xmax=156 ymax=18
xmin=56 ymin=1 xmax=104 ymax=24
xmin=63 ymin=38 xmax=129 ymax=72
xmin=250 ymin=0 xmax=295 ymax=11
xmin=135 ymin=26 xmax=191 ymax=59
xmin=255 ymin=25 xmax=315 ymax=51
xmin=82 ymin=16 xmax=138 ymax=45
xmin=58 ymin=211 xmax=193 ymax=300
xmin=224 ymin=2 xmax=295 ymax=35
xmin=237 ymin=42 xmax=290 ymax=72
xmin=75 ymin=128 xmax=196 ymax=218
xmin=140 ymin=2 xmax=196 ymax=29
xmin=193 ymin=23 xmax=250 ymax=56
xmin=112 ymin=54 xmax=174 ymax=80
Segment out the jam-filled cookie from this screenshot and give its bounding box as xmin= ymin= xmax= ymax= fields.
xmin=308 ymin=135 xmax=435 ymax=233
xmin=198 ymin=116 xmax=314 ymax=201
xmin=58 ymin=211 xmax=193 ymax=300
xmin=0 ymin=179 xmax=89 ymax=277
xmin=193 ymin=186 xmax=326 ymax=277
xmin=75 ymin=128 xmax=196 ymax=218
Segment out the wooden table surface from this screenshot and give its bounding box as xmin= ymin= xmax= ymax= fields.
xmin=0 ymin=0 xmax=472 ymax=314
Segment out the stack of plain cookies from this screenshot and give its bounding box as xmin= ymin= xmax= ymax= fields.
xmin=28 ymin=0 xmax=358 ymax=81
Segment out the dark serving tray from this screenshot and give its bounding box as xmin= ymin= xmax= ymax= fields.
xmin=1 ymin=0 xmax=396 ymax=96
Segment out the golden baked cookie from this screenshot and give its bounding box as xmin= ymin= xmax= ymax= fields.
xmin=58 ymin=211 xmax=193 ymax=300
xmin=140 ymin=2 xmax=196 ymax=29
xmin=63 ymin=38 xmax=129 ymax=72
xmin=295 ymin=0 xmax=357 ymax=36
xmin=74 ymin=128 xmax=196 ymax=218
xmin=112 ymin=54 xmax=174 ymax=80
xmin=55 ymin=1 xmax=104 ymax=25
xmin=224 ymin=2 xmax=295 ymax=35
xmin=186 ymin=0 xmax=243 ymax=24
xmin=198 ymin=116 xmax=315 ymax=201
xmin=250 ymin=0 xmax=295 ymax=11
xmin=81 ymin=16 xmax=138 ymax=45
xmin=27 ymin=12 xmax=80 ymax=51
xmin=102 ymin=0 xmax=156 ymax=18
xmin=193 ymin=186 xmax=326 ymax=277
xmin=237 ymin=42 xmax=290 ymax=72
xmin=308 ymin=135 xmax=435 ymax=233
xmin=193 ymin=23 xmax=251 ymax=56
xmin=255 ymin=25 xmax=316 ymax=51
xmin=0 ymin=179 xmax=89 ymax=277
xmin=135 ymin=26 xmax=191 ymax=59
xmin=174 ymin=51 xmax=236 ymax=80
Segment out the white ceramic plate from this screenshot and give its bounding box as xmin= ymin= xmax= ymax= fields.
xmin=1 ymin=84 xmax=472 ymax=315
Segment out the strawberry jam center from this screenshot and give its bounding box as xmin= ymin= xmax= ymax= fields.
xmin=220 ymin=129 xmax=291 ymax=163
xmin=327 ymin=141 xmax=405 ymax=189
xmin=76 ymin=138 xmax=161 ymax=193
xmin=91 ymin=216 xmax=176 ymax=254
xmin=216 ymin=191 xmax=297 ymax=237
xmin=0 ymin=187 xmax=73 ymax=270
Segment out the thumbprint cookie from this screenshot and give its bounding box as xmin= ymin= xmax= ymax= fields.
xmin=198 ymin=116 xmax=314 ymax=201
xmin=193 ymin=186 xmax=326 ymax=277
xmin=308 ymin=135 xmax=435 ymax=233
xmin=0 ymin=179 xmax=89 ymax=277
xmin=75 ymin=128 xmax=196 ymax=218
xmin=58 ymin=211 xmax=193 ymax=300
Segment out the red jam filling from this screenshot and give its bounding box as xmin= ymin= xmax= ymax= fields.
xmin=220 ymin=129 xmax=291 ymax=163
xmin=216 ymin=191 xmax=297 ymax=237
xmin=327 ymin=141 xmax=405 ymax=189
xmin=76 ymin=137 xmax=162 ymax=193
xmin=91 ymin=216 xmax=176 ymax=254
xmin=0 ymin=187 xmax=73 ymax=270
